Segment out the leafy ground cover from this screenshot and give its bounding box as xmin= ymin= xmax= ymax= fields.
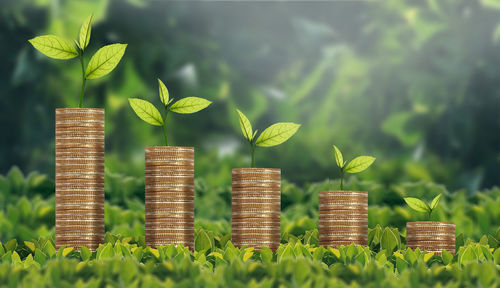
xmin=0 ymin=167 xmax=499 ymax=286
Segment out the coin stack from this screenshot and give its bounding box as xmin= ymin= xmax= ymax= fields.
xmin=232 ymin=168 xmax=281 ymax=251
xmin=55 ymin=108 xmax=105 ymax=251
xmin=319 ymin=190 xmax=368 ymax=247
xmin=145 ymin=146 xmax=194 ymax=250
xmin=406 ymin=222 xmax=455 ymax=255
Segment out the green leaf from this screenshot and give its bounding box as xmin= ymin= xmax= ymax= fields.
xmin=404 ymin=197 xmax=430 ymax=213
xmin=128 ymin=98 xmax=164 ymax=126
xmin=430 ymin=194 xmax=442 ymax=210
xmin=381 ymin=228 xmax=398 ymax=256
xmin=4 ymin=239 xmax=17 ymax=252
xmin=80 ymin=246 xmax=92 ymax=261
xmin=458 ymin=245 xmax=476 ymax=265
xmin=396 ymin=257 xmax=408 ymax=274
xmin=28 ymin=35 xmax=78 ymax=59
xmin=34 ymin=249 xmax=47 ymax=266
xmin=332 ymin=145 xmax=344 ymax=168
xmin=97 ymin=243 xmax=115 ymax=260
xmin=255 ymin=122 xmax=301 ymax=147
xmin=278 ymin=244 xmax=294 ymax=263
xmin=158 ymin=78 xmax=169 ymax=106
xmin=494 ymin=248 xmax=500 ymax=265
xmin=344 ymin=156 xmax=376 ymax=173
xmin=11 ymin=251 xmax=21 ymax=264
xmin=441 ymin=250 xmax=453 ymax=265
xmin=488 ymin=235 xmax=499 ymax=249
xmin=195 ymin=229 xmax=213 ymax=252
xmin=24 ymin=241 xmax=35 ymax=252
xmin=85 ymin=43 xmax=127 ymax=79
xmin=236 ymin=109 xmax=253 ymax=141
xmin=169 ymin=97 xmax=212 ymax=114
xmin=62 ymin=247 xmax=74 ymax=257
xmin=79 ymin=14 xmax=93 ymax=50
xmin=260 ymin=246 xmax=273 ymax=263
xmin=43 ymin=242 xmax=56 ymax=258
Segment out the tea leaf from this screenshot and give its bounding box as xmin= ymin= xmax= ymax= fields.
xmin=34 ymin=249 xmax=47 ymax=266
xmin=62 ymin=247 xmax=74 ymax=257
xmin=85 ymin=43 xmax=127 ymax=79
xmin=441 ymin=250 xmax=453 ymax=265
xmin=80 ymin=246 xmax=92 ymax=261
xmin=344 ymin=156 xmax=376 ymax=173
xmin=381 ymin=227 xmax=398 ymax=256
xmin=79 ymin=14 xmax=93 ymax=50
xmin=260 ymin=246 xmax=273 ymax=263
xmin=333 ymin=145 xmax=344 ymax=168
xmin=24 ymin=241 xmax=35 ymax=252
xmin=128 ymin=98 xmax=164 ymax=126
xmin=169 ymin=97 xmax=212 ymax=114
xmin=28 ymin=35 xmax=78 ymax=59
xmin=255 ymin=122 xmax=300 ymax=147
xmin=430 ymin=194 xmax=442 ymax=210
xmin=236 ymin=109 xmax=253 ymax=141
xmin=404 ymin=197 xmax=430 ymax=213
xmin=158 ymin=79 xmax=169 ymax=106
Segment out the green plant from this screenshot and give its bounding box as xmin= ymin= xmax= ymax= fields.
xmin=128 ymin=79 xmax=212 ymax=146
xmin=236 ymin=109 xmax=300 ymax=168
xmin=28 ymin=14 xmax=127 ymax=108
xmin=404 ymin=194 xmax=442 ymax=220
xmin=332 ymin=145 xmax=376 ymax=190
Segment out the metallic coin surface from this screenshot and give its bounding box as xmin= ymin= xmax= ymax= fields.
xmin=232 ymin=168 xmax=281 ymax=251
xmin=55 ymin=108 xmax=105 ymax=251
xmin=319 ymin=191 xmax=368 ymax=247
xmin=406 ymin=222 xmax=456 ymax=255
xmin=145 ymin=146 xmax=194 ymax=249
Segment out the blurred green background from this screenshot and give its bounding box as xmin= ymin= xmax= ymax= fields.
xmin=0 ymin=0 xmax=500 ymax=242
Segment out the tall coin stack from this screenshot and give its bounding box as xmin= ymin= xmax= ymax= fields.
xmin=319 ymin=190 xmax=368 ymax=247
xmin=55 ymin=108 xmax=105 ymax=251
xmin=145 ymin=146 xmax=194 ymax=250
xmin=406 ymin=222 xmax=455 ymax=255
xmin=232 ymin=168 xmax=281 ymax=251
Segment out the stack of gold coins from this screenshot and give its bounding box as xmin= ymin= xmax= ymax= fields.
xmin=319 ymin=190 xmax=368 ymax=247
xmin=406 ymin=222 xmax=455 ymax=255
xmin=232 ymin=168 xmax=281 ymax=251
xmin=55 ymin=108 xmax=105 ymax=251
xmin=145 ymin=146 xmax=194 ymax=250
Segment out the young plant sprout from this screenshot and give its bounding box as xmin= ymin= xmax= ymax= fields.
xmin=236 ymin=109 xmax=300 ymax=168
xmin=129 ymin=79 xmax=212 ymax=146
xmin=28 ymin=14 xmax=127 ymax=108
xmin=404 ymin=194 xmax=442 ymax=220
xmin=332 ymin=145 xmax=376 ymax=190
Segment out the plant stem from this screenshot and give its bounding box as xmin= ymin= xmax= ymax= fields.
xmin=162 ymin=106 xmax=169 ymax=146
xmin=250 ymin=143 xmax=255 ymax=168
xmin=428 ymin=209 xmax=432 ymax=220
xmin=78 ymin=51 xmax=86 ymax=108
xmin=340 ymin=170 xmax=344 ymax=191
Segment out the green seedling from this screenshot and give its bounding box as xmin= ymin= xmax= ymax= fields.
xmin=28 ymin=14 xmax=127 ymax=108
xmin=236 ymin=109 xmax=300 ymax=168
xmin=404 ymin=194 xmax=442 ymax=220
xmin=332 ymin=145 xmax=376 ymax=190
xmin=129 ymin=79 xmax=212 ymax=146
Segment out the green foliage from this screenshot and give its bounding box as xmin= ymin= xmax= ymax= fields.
xmin=332 ymin=145 xmax=375 ymax=190
xmin=28 ymin=14 xmax=126 ymax=107
xmin=0 ymin=230 xmax=499 ymax=286
xmin=236 ymin=108 xmax=300 ymax=167
xmin=404 ymin=193 xmax=442 ymax=220
xmin=129 ymin=79 xmax=212 ymax=146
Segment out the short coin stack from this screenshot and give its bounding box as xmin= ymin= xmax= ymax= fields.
xmin=232 ymin=168 xmax=281 ymax=251
xmin=55 ymin=108 xmax=105 ymax=251
xmin=319 ymin=190 xmax=368 ymax=247
xmin=406 ymin=222 xmax=455 ymax=255
xmin=145 ymin=146 xmax=194 ymax=250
